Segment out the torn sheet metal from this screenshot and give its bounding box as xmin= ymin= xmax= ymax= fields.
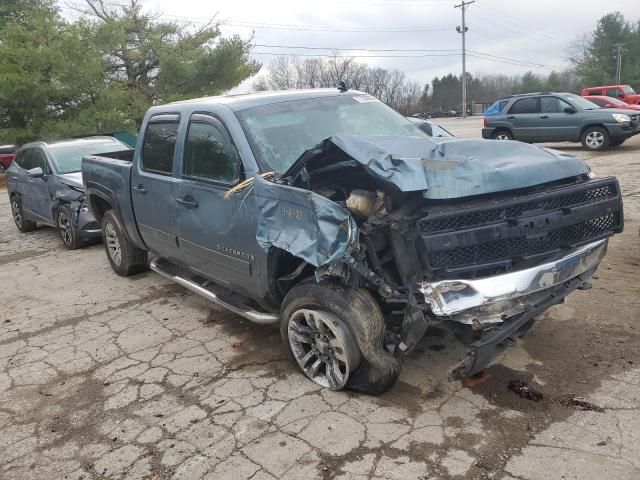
xmin=293 ymin=134 xmax=590 ymax=199
xmin=253 ymin=174 xmax=356 ymax=267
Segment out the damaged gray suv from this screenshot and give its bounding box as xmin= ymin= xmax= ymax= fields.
xmin=82 ymin=89 xmax=623 ymax=394
xmin=6 ymin=137 xmax=129 ymax=249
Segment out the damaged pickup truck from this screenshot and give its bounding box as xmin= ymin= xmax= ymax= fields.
xmin=82 ymin=89 xmax=623 ymax=394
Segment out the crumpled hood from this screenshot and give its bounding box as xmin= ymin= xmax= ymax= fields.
xmin=59 ymin=172 xmax=85 ymax=190
xmin=290 ymin=134 xmax=590 ymax=199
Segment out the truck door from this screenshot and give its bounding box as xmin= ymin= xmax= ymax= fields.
xmin=507 ymin=97 xmax=540 ymax=141
xmin=175 ymin=114 xmax=260 ymax=293
xmin=539 ymin=96 xmax=578 ymax=141
xmin=130 ymin=115 xmax=181 ymax=262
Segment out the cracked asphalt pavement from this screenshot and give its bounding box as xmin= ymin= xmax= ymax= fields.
xmin=1 ymin=118 xmax=639 ymax=479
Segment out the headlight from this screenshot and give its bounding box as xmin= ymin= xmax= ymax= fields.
xmin=612 ymin=113 xmax=631 ymax=123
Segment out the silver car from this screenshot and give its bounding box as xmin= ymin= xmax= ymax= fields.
xmin=6 ymin=137 xmax=129 ymax=249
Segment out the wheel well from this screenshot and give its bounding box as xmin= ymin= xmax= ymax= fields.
xmin=493 ymin=127 xmax=513 ymax=137
xmin=580 ymin=124 xmax=608 ymax=137
xmin=269 ymin=248 xmax=315 ymax=302
xmin=89 ymin=195 xmax=112 ymax=225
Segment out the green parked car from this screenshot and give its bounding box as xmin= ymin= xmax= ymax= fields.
xmin=482 ymin=92 xmax=640 ymax=151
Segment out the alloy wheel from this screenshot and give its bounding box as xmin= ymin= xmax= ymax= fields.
xmin=585 ymin=131 xmax=604 ymax=149
xmin=58 ymin=212 xmax=73 ymax=246
xmin=105 ymin=222 xmax=122 ymax=266
xmin=11 ymin=198 xmax=22 ymax=228
xmin=288 ymin=309 xmax=360 ymax=390
xmin=495 ymin=133 xmax=510 ymax=140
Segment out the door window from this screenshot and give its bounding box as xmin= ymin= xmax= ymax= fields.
xmin=509 ymin=98 xmax=539 ymax=114
xmin=541 ymin=97 xmax=571 ymax=113
xmin=606 ymin=89 xmax=622 ymax=98
xmin=183 ymin=120 xmax=241 ymax=185
xmin=20 ymin=148 xmax=49 ymax=173
xmin=141 ymin=121 xmax=179 ymax=175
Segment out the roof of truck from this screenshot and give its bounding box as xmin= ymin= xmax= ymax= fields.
xmin=168 ymin=88 xmax=363 ymax=111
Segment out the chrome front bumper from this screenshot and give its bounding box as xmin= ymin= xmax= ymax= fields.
xmin=419 ymin=239 xmax=608 ymax=325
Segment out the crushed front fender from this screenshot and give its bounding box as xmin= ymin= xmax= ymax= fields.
xmin=253 ymin=174 xmax=357 ymax=268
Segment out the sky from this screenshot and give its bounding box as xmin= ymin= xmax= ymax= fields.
xmin=63 ymin=0 xmax=640 ymax=92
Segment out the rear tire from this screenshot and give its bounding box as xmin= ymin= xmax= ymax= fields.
xmin=581 ymin=126 xmax=610 ymax=151
xmin=11 ymin=195 xmax=36 ymax=232
xmin=491 ymin=129 xmax=513 ymax=140
xmin=281 ymin=281 xmax=401 ymax=394
xmin=101 ymin=209 xmax=148 ymax=276
xmin=57 ymin=205 xmax=81 ymax=250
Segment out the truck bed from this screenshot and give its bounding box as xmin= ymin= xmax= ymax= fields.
xmin=82 ymin=150 xmax=146 ymax=249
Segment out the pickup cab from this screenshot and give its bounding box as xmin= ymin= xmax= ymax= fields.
xmin=82 ymin=89 xmax=624 ymax=394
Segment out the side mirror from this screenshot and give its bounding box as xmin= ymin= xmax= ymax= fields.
xmin=27 ymin=167 xmax=44 ymax=178
xmin=564 ymin=106 xmax=577 ymax=114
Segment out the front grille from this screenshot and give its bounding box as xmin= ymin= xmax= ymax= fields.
xmin=418 ymin=177 xmax=623 ymax=278
xmin=430 ymin=212 xmax=619 ymax=269
xmin=420 ymin=182 xmax=617 ymax=234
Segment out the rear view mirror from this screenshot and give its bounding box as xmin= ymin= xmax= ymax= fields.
xmin=27 ymin=167 xmax=44 ymax=178
xmin=564 ymin=106 xmax=577 ymax=114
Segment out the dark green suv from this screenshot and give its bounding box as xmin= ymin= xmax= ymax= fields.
xmin=482 ymin=92 xmax=640 ymax=150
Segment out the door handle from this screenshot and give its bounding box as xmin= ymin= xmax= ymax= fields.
xmin=540 ymin=115 xmax=549 ymax=119
xmin=176 ymin=196 xmax=199 ymax=208
xmin=507 ymin=115 xmax=515 ymax=119
xmin=133 ymin=184 xmax=146 ymax=194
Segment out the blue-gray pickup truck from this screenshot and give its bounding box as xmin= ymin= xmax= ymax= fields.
xmin=82 ymin=88 xmax=624 ymax=394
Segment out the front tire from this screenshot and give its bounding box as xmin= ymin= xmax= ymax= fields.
xmin=281 ymin=281 xmax=401 ymax=394
xmin=101 ymin=209 xmax=148 ymax=276
xmin=581 ymin=126 xmax=610 ymax=151
xmin=57 ymin=206 xmax=81 ymax=250
xmin=11 ymin=195 xmax=36 ymax=232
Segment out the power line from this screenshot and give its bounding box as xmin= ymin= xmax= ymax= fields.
xmin=467 ymin=50 xmax=566 ymax=69
xmin=252 ymin=51 xmax=460 ymax=58
xmin=253 ymin=44 xmax=460 ymax=52
xmin=158 ymin=15 xmax=456 ymax=33
xmin=474 ymin=1 xmax=572 ymax=41
xmin=469 ymin=28 xmax=567 ymax=61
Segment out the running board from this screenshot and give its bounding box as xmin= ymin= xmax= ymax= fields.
xmin=150 ymin=258 xmax=279 ymax=325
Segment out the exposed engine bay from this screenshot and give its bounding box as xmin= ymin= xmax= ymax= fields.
xmin=253 ymin=134 xmax=624 ymax=377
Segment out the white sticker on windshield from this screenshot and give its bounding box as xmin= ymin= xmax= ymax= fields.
xmin=352 ymin=94 xmax=378 ymax=103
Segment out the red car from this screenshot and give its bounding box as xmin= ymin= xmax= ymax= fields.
xmin=584 ymin=95 xmax=640 ymax=111
xmin=582 ymin=85 xmax=640 ymax=105
xmin=0 ymin=145 xmax=15 ymax=173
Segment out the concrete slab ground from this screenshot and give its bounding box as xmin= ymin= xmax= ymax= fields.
xmin=1 ymin=118 xmax=638 ymax=479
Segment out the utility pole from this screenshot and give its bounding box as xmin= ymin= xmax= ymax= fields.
xmin=613 ymin=43 xmax=625 ymax=84
xmin=455 ymin=0 xmax=474 ymax=118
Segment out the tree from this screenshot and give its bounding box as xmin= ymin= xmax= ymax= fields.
xmin=0 ymin=1 xmax=104 ymax=143
xmin=572 ymin=12 xmax=639 ymax=86
xmin=78 ymin=0 xmax=261 ymax=125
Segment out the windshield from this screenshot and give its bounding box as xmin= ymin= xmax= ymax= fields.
xmin=623 ymin=85 xmax=636 ymax=94
xmin=236 ymin=94 xmax=426 ymax=173
xmin=49 ymin=140 xmax=129 ymax=174
xmin=562 ymin=94 xmax=600 ymax=110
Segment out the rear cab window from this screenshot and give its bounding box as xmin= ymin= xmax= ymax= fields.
xmin=141 ymin=114 xmax=180 ymax=175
